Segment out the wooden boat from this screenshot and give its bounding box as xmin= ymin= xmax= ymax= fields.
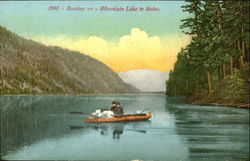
xmin=84 ymin=113 xmax=152 ymax=123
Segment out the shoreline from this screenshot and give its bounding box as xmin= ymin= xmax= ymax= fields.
xmin=185 ymin=100 xmax=250 ymax=109
xmin=1 ymin=94 xmax=248 ymax=109
xmin=0 ymin=93 xmax=166 ymax=96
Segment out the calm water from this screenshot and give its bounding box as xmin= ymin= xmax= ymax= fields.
xmin=0 ymin=95 xmax=249 ymax=161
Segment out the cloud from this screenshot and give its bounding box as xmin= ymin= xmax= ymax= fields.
xmin=33 ymin=28 xmax=190 ymax=72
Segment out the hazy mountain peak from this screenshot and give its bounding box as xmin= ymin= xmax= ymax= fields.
xmin=119 ymin=69 xmax=169 ymax=92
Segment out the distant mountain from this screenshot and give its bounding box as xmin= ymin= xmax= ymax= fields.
xmin=119 ymin=69 xmax=169 ymax=92
xmin=0 ymin=26 xmax=139 ymax=94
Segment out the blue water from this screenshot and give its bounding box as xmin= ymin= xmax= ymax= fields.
xmin=0 ymin=95 xmax=249 ymax=160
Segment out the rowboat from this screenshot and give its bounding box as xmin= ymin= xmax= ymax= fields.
xmin=84 ymin=113 xmax=152 ymax=123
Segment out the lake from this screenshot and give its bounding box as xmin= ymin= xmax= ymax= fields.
xmin=0 ymin=95 xmax=249 ymax=160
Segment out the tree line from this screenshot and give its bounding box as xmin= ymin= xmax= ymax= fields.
xmin=166 ymin=0 xmax=249 ymax=104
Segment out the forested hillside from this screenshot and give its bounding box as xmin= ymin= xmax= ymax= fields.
xmin=0 ymin=26 xmax=139 ymax=94
xmin=166 ymin=1 xmax=249 ymax=105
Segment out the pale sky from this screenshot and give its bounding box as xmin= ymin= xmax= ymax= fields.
xmin=0 ymin=1 xmax=190 ymax=72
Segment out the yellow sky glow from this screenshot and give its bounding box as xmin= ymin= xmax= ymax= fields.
xmin=33 ymin=28 xmax=190 ymax=72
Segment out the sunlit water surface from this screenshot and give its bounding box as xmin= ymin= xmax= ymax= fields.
xmin=0 ymin=95 xmax=249 ymax=160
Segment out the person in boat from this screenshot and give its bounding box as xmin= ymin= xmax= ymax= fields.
xmin=110 ymin=101 xmax=117 ymax=112
xmin=101 ymin=101 xmax=116 ymax=112
xmin=113 ymin=102 xmax=124 ymax=116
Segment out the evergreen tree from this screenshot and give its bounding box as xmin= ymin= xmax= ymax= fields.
xmin=166 ymin=0 xmax=249 ymax=105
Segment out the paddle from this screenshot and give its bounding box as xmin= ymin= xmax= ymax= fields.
xmin=70 ymin=126 xmax=84 ymax=129
xmin=125 ymin=129 xmax=146 ymax=133
xmin=141 ymin=108 xmax=150 ymax=113
xmin=134 ymin=108 xmax=153 ymax=114
xmin=70 ymin=108 xmax=109 ymax=115
xmin=69 ymin=126 xmax=146 ymax=133
xmin=70 ymin=111 xmax=90 ymax=115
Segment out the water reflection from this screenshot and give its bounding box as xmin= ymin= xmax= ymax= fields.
xmin=0 ymin=95 xmax=111 ymax=157
xmin=70 ymin=121 xmax=150 ymax=140
xmin=167 ymin=97 xmax=249 ymax=161
xmin=112 ymin=124 xmax=124 ymax=139
xmin=1 ymin=95 xmax=248 ymax=161
xmin=94 ymin=123 xmax=125 ymax=139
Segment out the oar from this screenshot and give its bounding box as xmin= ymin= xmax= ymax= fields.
xmin=125 ymin=129 xmax=146 ymax=133
xmin=70 ymin=111 xmax=91 ymax=115
xmin=135 ymin=108 xmax=152 ymax=114
xmin=69 ymin=126 xmax=146 ymax=133
xmin=70 ymin=108 xmax=109 ymax=115
xmin=141 ymin=108 xmax=150 ymax=113
xmin=70 ymin=126 xmax=84 ymax=129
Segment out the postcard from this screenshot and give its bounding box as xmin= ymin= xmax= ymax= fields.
xmin=0 ymin=1 xmax=249 ymax=160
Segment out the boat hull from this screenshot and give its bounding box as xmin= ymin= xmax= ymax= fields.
xmin=84 ymin=113 xmax=152 ymax=123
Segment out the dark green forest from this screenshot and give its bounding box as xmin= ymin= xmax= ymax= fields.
xmin=166 ymin=1 xmax=249 ymax=106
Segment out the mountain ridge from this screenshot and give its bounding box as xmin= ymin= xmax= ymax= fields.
xmin=0 ymin=26 xmax=139 ymax=94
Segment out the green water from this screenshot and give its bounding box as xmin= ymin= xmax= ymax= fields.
xmin=0 ymin=95 xmax=249 ymax=160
